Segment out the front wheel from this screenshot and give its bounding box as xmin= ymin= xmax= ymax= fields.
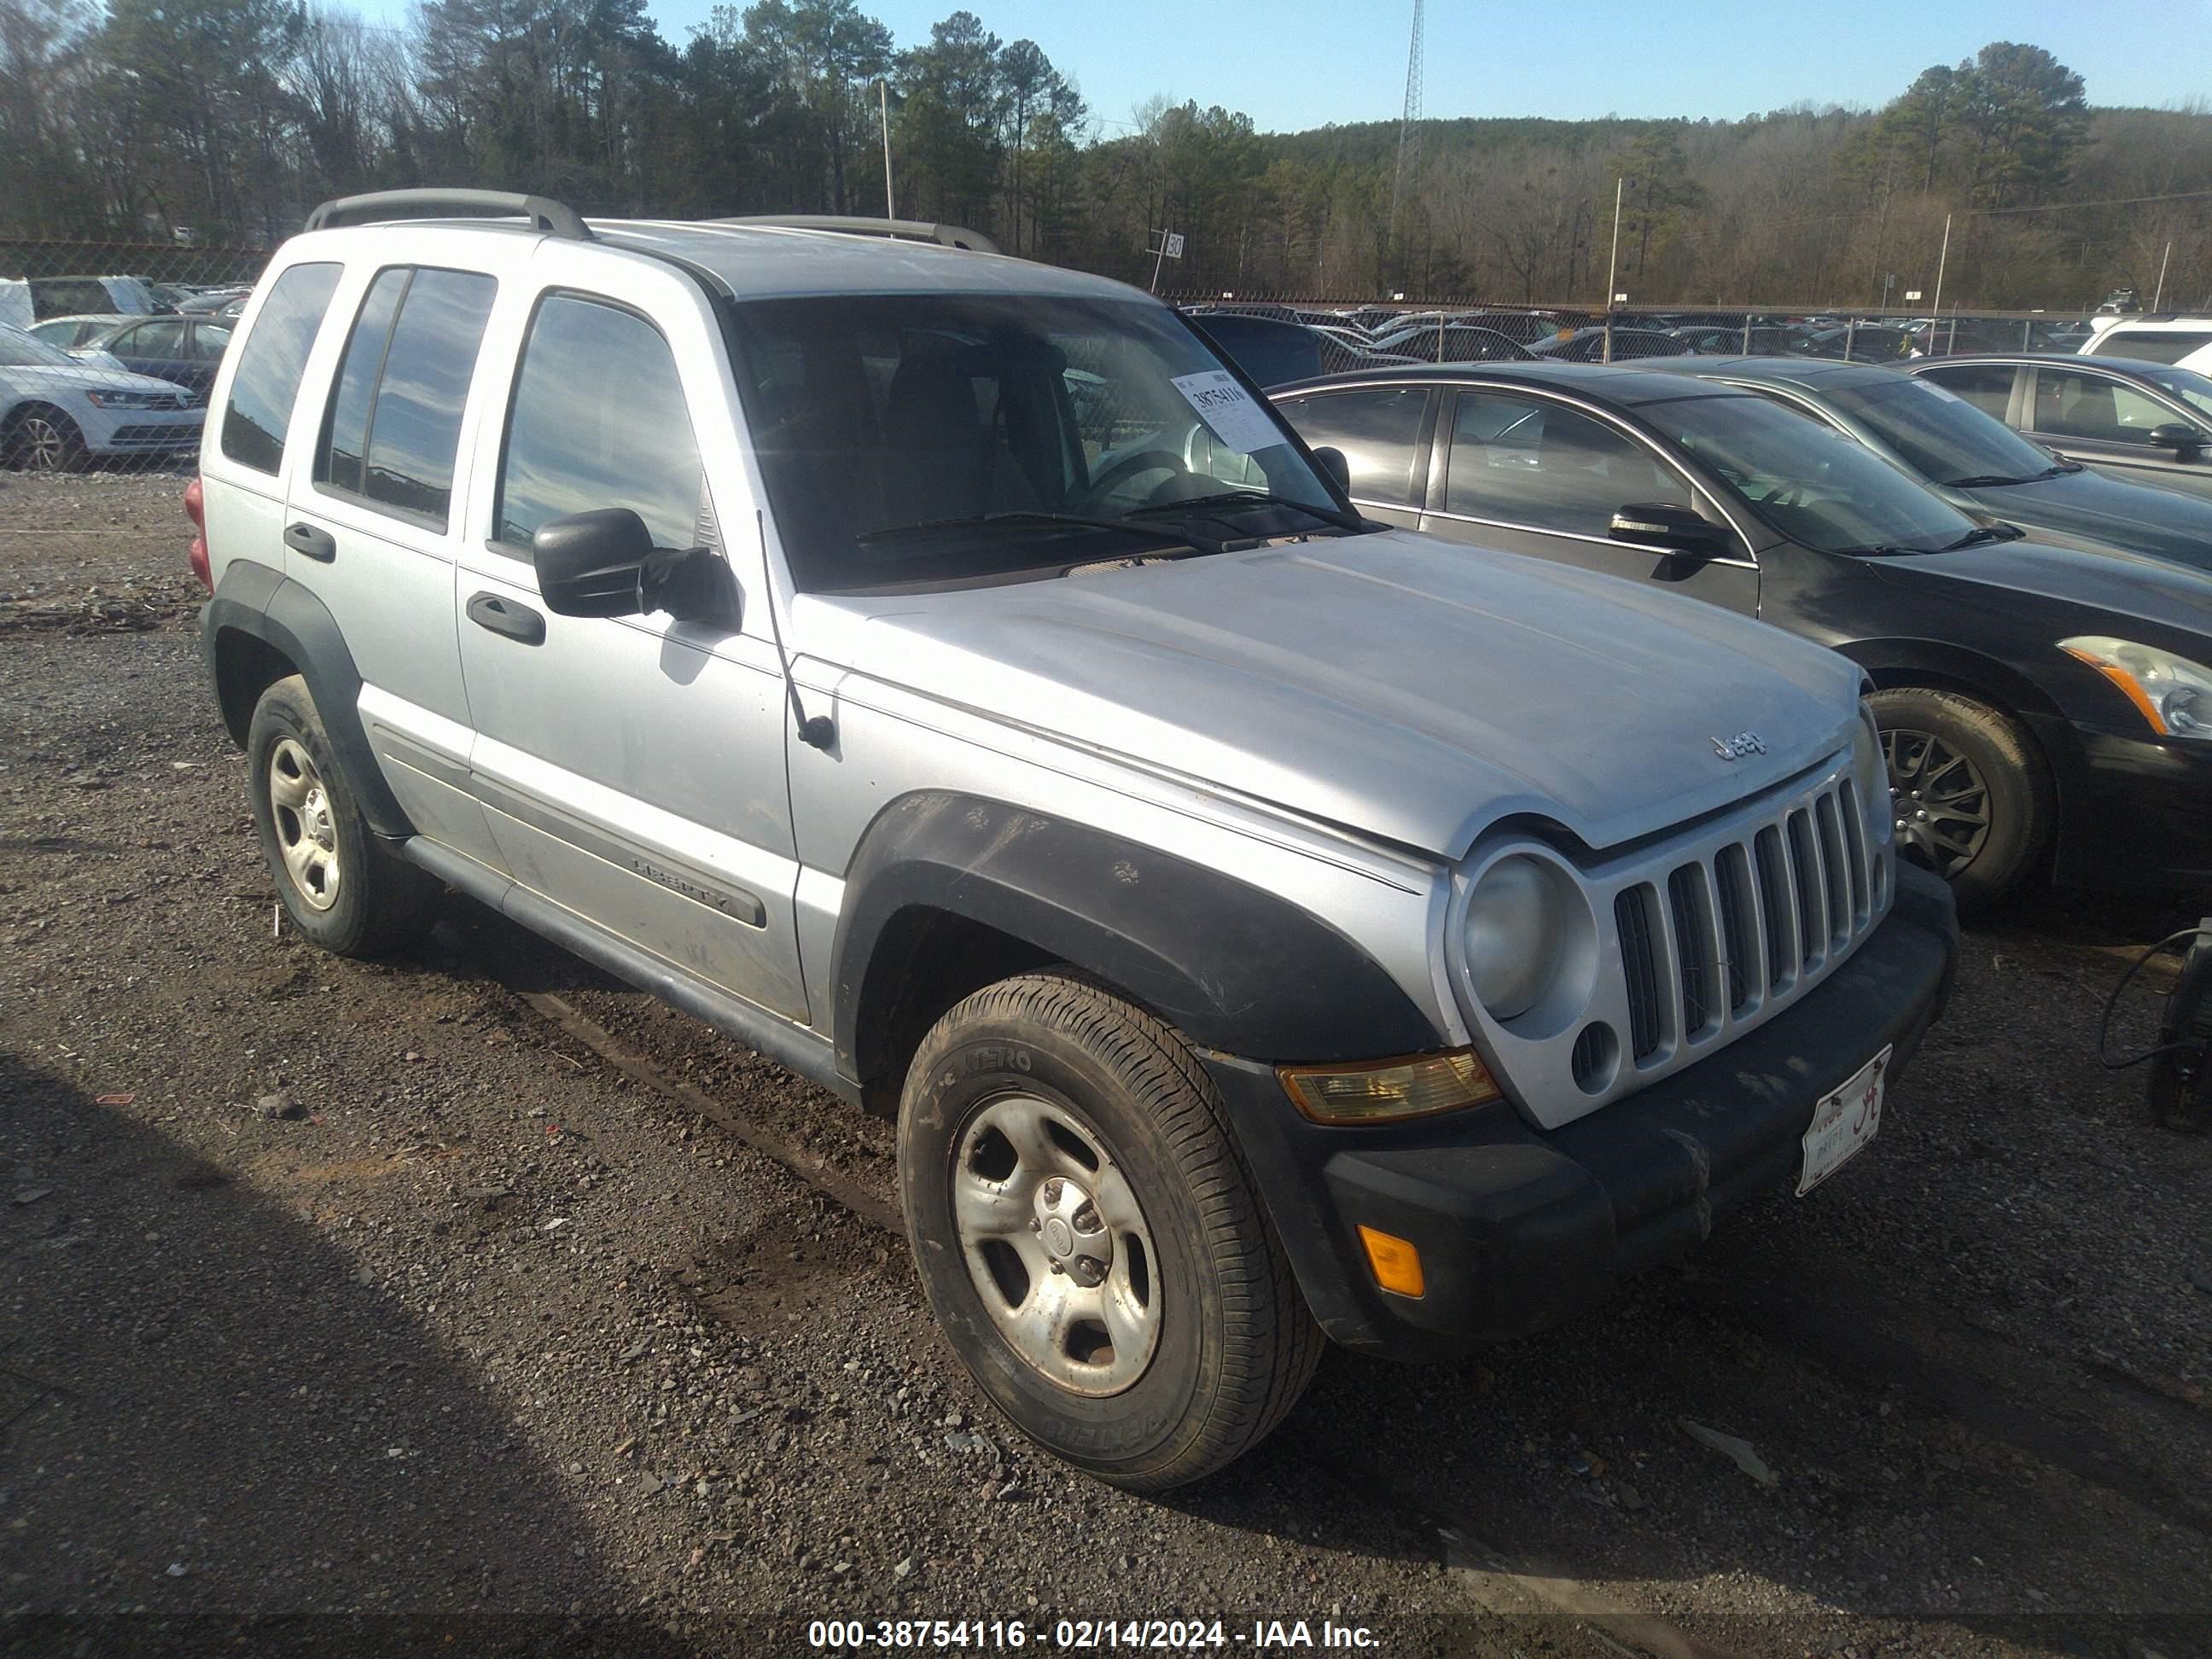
xmin=898 ymin=972 xmax=1320 ymax=1490
xmin=3 ymin=406 xmax=87 ymax=473
xmin=1869 ymin=687 xmax=2051 ymax=914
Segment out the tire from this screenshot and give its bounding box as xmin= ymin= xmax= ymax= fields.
xmin=246 ymin=674 xmax=438 ymax=956
xmin=899 ymin=971 xmax=1322 ymax=1490
xmin=1868 ymin=686 xmax=2052 ymax=914
xmin=3 ymin=405 xmax=87 ymax=473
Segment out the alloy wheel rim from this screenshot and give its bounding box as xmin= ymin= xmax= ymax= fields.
xmin=268 ymin=737 xmax=341 ymax=911
xmin=1883 ymin=726 xmax=1991 ymax=877
xmin=22 ymin=417 xmax=65 ymax=472
xmin=951 ymin=1092 xmax=1161 ymax=1396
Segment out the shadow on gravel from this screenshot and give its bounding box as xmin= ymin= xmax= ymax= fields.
xmin=0 ymin=1053 xmax=682 ymax=1653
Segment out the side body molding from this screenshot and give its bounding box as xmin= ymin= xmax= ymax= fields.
xmin=200 ymin=560 xmax=414 ymax=840
xmin=830 ymin=792 xmax=1446 ymax=1085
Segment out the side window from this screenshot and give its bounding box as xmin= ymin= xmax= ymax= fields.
xmin=220 ymin=261 xmax=343 ymax=475
xmin=189 ymin=323 xmax=233 ymax=362
xmin=130 ymin=319 xmax=186 ymax=357
xmin=314 ymin=266 xmax=498 ymax=527
xmin=1919 ymin=364 xmax=2017 ymax=421
xmin=1283 ymin=387 xmax=1429 ymax=507
xmin=495 ymin=294 xmax=705 ymax=555
xmin=2034 ymin=370 xmax=2174 ymax=445
xmin=1446 ymin=392 xmax=1691 ymax=534
xmin=2095 ymin=329 xmax=2212 ymax=366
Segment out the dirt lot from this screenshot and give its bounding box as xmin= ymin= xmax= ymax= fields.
xmin=3 ymin=470 xmax=2209 ymax=1656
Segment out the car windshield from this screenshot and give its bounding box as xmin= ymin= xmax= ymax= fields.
xmin=2139 ymin=364 xmax=2212 ymax=424
xmin=1645 ymin=392 xmax=1980 ymax=555
xmin=723 ymin=292 xmax=1353 ymax=591
xmin=1825 ymin=375 xmax=2063 ymax=487
xmin=0 ymin=327 xmax=77 ymax=367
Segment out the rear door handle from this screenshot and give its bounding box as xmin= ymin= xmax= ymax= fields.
xmin=467 ymin=591 xmax=545 ymax=646
xmin=283 ymin=523 xmax=335 ymax=562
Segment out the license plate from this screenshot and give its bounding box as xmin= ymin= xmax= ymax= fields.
xmin=1796 ymin=1045 xmax=1891 ymax=1196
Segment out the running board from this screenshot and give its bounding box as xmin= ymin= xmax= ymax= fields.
xmin=401 ymin=836 xmax=859 ymax=1105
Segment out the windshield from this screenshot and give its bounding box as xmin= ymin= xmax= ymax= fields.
xmin=1645 ymin=392 xmax=1979 ymax=554
xmin=0 ymin=327 xmax=77 ymax=368
xmin=1825 ymin=375 xmax=2063 ymax=486
xmin=2139 ymin=364 xmax=2212 ymax=424
xmin=724 ymin=293 xmax=1351 ymax=591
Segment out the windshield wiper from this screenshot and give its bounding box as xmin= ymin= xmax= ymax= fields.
xmin=1946 ymin=465 xmax=2078 ymax=486
xmin=1941 ymin=524 xmax=2023 ymax=550
xmin=855 ymin=509 xmax=1226 ymax=557
xmin=1123 ymin=489 xmax=1359 ymax=533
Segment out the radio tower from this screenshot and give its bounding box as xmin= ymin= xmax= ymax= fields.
xmin=1389 ymin=0 xmax=1425 ymax=237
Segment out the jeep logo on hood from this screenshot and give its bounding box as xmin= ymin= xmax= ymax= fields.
xmin=1713 ymin=731 xmax=1767 ymax=761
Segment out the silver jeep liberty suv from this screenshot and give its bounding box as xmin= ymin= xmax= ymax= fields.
xmin=193 ymin=190 xmax=1958 ymax=1489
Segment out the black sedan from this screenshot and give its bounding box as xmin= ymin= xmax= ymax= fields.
xmin=1644 ymin=356 xmax=2212 ymax=575
xmin=84 ymin=314 xmax=233 ymax=396
xmin=1367 ymin=323 xmax=1534 ymax=364
xmin=1274 ymin=363 xmax=2212 ymax=909
xmin=1906 ymin=353 xmax=2212 ymax=504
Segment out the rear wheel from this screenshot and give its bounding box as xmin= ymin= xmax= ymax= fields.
xmin=1869 ymin=687 xmax=2051 ymax=913
xmin=247 ymin=675 xmax=439 ymax=956
xmin=898 ymin=971 xmax=1321 ymax=1490
xmin=3 ymin=406 xmax=87 ymax=473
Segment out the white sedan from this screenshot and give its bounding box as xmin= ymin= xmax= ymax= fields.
xmin=1 ymin=324 xmax=204 ymax=472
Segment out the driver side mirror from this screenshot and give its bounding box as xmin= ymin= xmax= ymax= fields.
xmin=532 ymin=509 xmax=735 ymax=625
xmin=2146 ymin=422 xmax=2206 ymax=453
xmin=1309 ymin=445 xmax=1351 ymax=494
xmin=1609 ymin=502 xmax=1732 ymax=556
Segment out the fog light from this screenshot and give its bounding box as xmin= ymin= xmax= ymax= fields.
xmin=1277 ymin=1048 xmax=1501 ymax=1124
xmin=1358 ymin=1225 xmax=1425 ymax=1298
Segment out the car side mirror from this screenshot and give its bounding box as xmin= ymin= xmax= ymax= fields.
xmin=1609 ymin=502 xmax=1732 ymax=556
xmin=532 ymin=508 xmax=736 ymax=625
xmin=1310 ymin=445 xmax=1352 ymax=494
xmin=2146 ymin=422 xmax=2205 ymax=453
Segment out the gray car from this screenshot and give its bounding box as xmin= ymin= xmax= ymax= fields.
xmin=193 ymin=191 xmax=1956 ymax=1489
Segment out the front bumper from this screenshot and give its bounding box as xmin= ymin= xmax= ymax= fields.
xmin=77 ymin=402 xmax=203 ymax=456
xmin=2045 ymin=717 xmax=2212 ymax=893
xmin=1202 ymin=860 xmax=1959 ymax=1360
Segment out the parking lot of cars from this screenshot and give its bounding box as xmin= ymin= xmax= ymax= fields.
xmin=3 ymin=207 xmax=2209 ymax=1649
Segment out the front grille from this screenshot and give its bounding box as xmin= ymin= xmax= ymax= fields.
xmin=1608 ymin=767 xmax=1883 ymax=1069
xmin=110 ymin=422 xmax=200 ymax=443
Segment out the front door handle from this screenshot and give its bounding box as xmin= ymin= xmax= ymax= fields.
xmin=283 ymin=523 xmax=335 ymax=562
xmin=467 ymin=591 xmax=545 ymax=646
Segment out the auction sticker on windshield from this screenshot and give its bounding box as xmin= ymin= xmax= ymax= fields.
xmin=1796 ymin=1045 xmax=1889 ymax=1196
xmin=1172 ymin=369 xmax=1286 ymax=454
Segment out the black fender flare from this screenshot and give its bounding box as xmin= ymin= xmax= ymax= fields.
xmin=200 ymin=559 xmax=413 ymax=840
xmin=830 ymin=791 xmax=1445 ymax=1086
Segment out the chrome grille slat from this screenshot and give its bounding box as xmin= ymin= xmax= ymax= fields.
xmin=1590 ymin=757 xmax=1886 ymax=1079
xmin=1615 ymin=887 xmax=1663 ymax=1062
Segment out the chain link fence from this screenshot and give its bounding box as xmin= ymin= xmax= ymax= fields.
xmin=1169 ymin=293 xmax=2116 ymax=379
xmin=2 ymin=239 xmax=272 ymax=475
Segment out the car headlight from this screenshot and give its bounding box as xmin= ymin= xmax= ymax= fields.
xmin=2060 ymin=636 xmax=2212 ymax=741
xmin=82 ymin=389 xmax=162 ymax=409
xmin=1461 ymin=853 xmax=1581 ymax=1022
xmin=1852 ymin=701 xmax=1892 ymax=841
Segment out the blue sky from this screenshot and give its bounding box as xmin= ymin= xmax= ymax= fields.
xmin=361 ymin=0 xmax=2212 ymax=135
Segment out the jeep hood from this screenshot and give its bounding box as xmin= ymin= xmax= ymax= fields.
xmin=812 ymin=530 xmax=1865 ymax=859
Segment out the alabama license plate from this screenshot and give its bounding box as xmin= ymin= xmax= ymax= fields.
xmin=1796 ymin=1045 xmax=1891 ymax=1196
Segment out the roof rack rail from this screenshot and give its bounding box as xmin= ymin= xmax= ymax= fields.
xmin=713 ymin=215 xmax=1001 ymax=257
xmin=304 ymin=189 xmax=594 ymax=242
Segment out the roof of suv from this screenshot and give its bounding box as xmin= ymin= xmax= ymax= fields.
xmin=303 ymin=212 xmax=1142 ymax=305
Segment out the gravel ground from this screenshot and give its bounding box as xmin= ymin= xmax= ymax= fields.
xmin=3 ymin=471 xmax=2209 ymax=1656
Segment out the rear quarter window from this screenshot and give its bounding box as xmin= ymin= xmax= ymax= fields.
xmin=2093 ymin=329 xmax=2212 ymax=366
xmin=220 ymin=263 xmax=344 ymax=474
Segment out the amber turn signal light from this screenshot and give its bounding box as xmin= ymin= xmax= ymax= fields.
xmin=1357 ymin=1225 xmax=1425 ymax=1298
xmin=1276 ymin=1047 xmax=1501 ymax=1125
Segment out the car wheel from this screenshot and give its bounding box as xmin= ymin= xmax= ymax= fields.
xmin=247 ymin=674 xmax=438 ymax=956
xmin=3 ymin=406 xmax=87 ymax=473
xmin=1869 ymin=687 xmax=2052 ymax=913
xmin=899 ymin=971 xmax=1321 ymax=1490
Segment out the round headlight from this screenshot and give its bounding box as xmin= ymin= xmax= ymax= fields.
xmin=1462 ymin=854 xmax=1573 ymax=1022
